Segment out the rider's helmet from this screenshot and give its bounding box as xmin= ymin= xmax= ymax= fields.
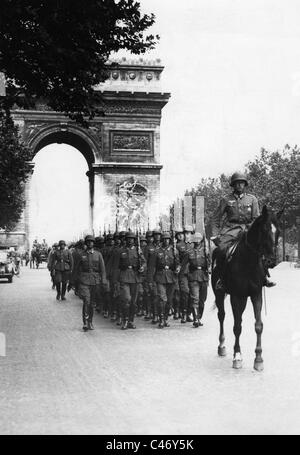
xmin=230 ymin=172 xmax=248 ymax=187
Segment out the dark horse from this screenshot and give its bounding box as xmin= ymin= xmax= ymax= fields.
xmin=212 ymin=206 xmax=280 ymax=371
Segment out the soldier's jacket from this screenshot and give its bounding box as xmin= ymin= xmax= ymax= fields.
xmin=112 ymin=246 xmax=146 ymax=284
xmin=74 ymin=249 xmax=106 ymax=286
xmin=144 ymin=243 xmax=160 ymax=282
xmin=212 ymin=192 xmax=259 ymax=237
xmin=50 ymin=249 xmax=73 ymax=272
xmin=102 ymin=245 xmax=114 ymax=265
xmin=181 ymin=245 xmax=210 ymax=282
xmin=177 ymin=241 xmax=194 ymax=276
xmin=104 ymin=245 xmax=120 ymax=280
xmin=154 ymin=246 xmax=180 ymax=284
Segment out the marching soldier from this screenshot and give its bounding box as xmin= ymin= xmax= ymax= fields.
xmin=112 ymin=231 xmax=146 ymax=330
xmin=181 ymin=233 xmax=210 ymax=327
xmin=102 ymin=233 xmax=114 ymax=318
xmin=177 ymin=225 xmax=194 ymax=323
xmin=47 ymin=242 xmax=59 ymax=289
xmin=136 ymin=234 xmax=147 ymax=317
xmin=148 ymin=229 xmax=162 ymax=324
xmin=50 ymin=240 xmax=73 ymax=300
xmin=142 ymin=230 xmax=155 ymax=320
xmin=73 ymin=235 xmax=107 ymax=331
xmin=154 ymin=232 xmax=180 ymax=329
xmin=211 ymin=171 xmax=275 ymax=290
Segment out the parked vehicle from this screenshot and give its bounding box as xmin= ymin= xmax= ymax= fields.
xmin=0 ymin=246 xmax=14 ymax=283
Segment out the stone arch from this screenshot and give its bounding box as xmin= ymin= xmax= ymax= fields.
xmin=27 ymin=123 xmax=98 ymax=169
xmin=23 ymin=123 xmax=98 ymax=247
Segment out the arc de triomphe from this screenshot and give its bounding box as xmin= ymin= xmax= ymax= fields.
xmin=4 ymin=58 xmax=170 ymax=248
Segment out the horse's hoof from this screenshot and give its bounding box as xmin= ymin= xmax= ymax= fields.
xmin=232 ymin=359 xmax=243 ymax=369
xmin=254 ymin=360 xmax=264 ymax=372
xmin=218 ymin=346 xmax=227 ymax=357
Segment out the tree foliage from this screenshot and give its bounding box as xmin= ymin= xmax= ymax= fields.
xmin=0 ymin=0 xmax=158 ymax=124
xmin=0 ymin=114 xmax=33 ymax=230
xmin=246 ymin=145 xmax=300 ymax=229
xmin=185 ymin=146 xmax=300 ymax=244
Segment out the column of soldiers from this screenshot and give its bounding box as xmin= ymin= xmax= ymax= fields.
xmin=46 ymin=226 xmax=210 ymax=332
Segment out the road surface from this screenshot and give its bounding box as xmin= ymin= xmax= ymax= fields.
xmin=0 ymin=262 xmax=300 ymax=435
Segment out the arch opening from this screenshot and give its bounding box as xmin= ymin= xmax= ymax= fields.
xmin=28 ymin=144 xmax=90 ymax=246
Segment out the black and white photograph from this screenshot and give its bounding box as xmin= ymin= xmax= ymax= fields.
xmin=0 ymin=0 xmax=300 ymax=437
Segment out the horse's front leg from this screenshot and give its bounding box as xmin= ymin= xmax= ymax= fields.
xmin=251 ymin=292 xmax=264 ymax=371
xmin=231 ymin=295 xmax=247 ymax=369
xmin=216 ymin=291 xmax=227 ymax=356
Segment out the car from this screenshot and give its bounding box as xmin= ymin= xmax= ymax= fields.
xmin=0 ymin=247 xmax=14 ymax=283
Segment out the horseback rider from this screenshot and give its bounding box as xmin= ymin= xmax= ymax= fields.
xmin=211 ymin=172 xmax=276 ymax=290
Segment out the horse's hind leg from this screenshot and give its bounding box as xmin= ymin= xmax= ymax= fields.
xmin=231 ymin=295 xmax=247 ymax=369
xmin=216 ymin=292 xmax=226 ymax=356
xmin=251 ymin=293 xmax=264 ymax=372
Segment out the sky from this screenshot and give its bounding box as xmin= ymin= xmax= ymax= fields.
xmin=30 ymin=0 xmax=300 ymax=243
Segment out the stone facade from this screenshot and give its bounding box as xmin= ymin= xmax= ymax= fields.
xmin=7 ymin=58 xmax=170 ymax=247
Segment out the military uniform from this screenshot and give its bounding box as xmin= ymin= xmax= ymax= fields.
xmin=146 ymin=233 xmax=162 ymax=324
xmin=74 ymin=236 xmax=107 ymax=331
xmin=50 ymin=241 xmax=73 ymax=300
xmin=112 ymin=233 xmax=146 ymax=330
xmin=154 ymin=234 xmax=180 ymax=328
xmin=212 ymin=192 xmax=259 ymax=250
xmin=181 ymin=234 xmax=210 ymax=326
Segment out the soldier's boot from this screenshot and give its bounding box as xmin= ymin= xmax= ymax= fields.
xmin=164 ymin=313 xmax=170 ymax=328
xmin=136 ymin=296 xmax=143 ymax=317
xmin=128 ymin=321 xmax=136 ymax=329
xmin=144 ymin=296 xmax=151 ymax=320
xmin=61 ymin=283 xmax=67 ymax=300
xmin=88 ymin=306 xmax=94 ymax=330
xmin=56 ymin=283 xmax=61 ymax=300
xmin=82 ymin=303 xmax=89 ymax=331
xmin=181 ymin=311 xmax=187 ymax=324
xmin=158 ymin=313 xmax=164 ymax=329
xmin=192 ymin=305 xmax=200 ymax=328
xmin=121 ymin=318 xmax=129 ymax=330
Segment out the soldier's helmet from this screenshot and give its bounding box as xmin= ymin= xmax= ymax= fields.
xmin=175 ymin=230 xmax=184 ymax=237
xmin=106 ymin=233 xmax=114 ymax=241
xmin=53 ymin=243 xmax=59 ymax=248
xmin=119 ymin=231 xmax=126 ymax=238
xmin=146 ymin=230 xmax=153 ymax=237
xmin=140 ymin=234 xmax=147 ymax=242
xmin=161 ymin=232 xmax=171 ymax=240
xmin=152 ymin=229 xmax=162 ymax=236
xmin=84 ymin=235 xmax=95 ymax=243
xmin=193 ymin=233 xmax=204 ymax=243
xmin=230 ymin=172 xmax=248 ymax=187
xmin=125 ymin=231 xmax=136 ymax=239
xmin=184 ymin=225 xmax=193 ymax=233
xmin=58 ymin=240 xmax=66 ymax=246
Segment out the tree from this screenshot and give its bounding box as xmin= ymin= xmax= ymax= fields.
xmin=0 ymin=113 xmax=33 ymax=230
xmin=0 ymin=0 xmax=158 ymax=124
xmin=246 ymin=145 xmax=300 ymax=259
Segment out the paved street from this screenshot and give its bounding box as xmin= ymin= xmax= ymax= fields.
xmin=0 ymin=263 xmax=300 ymax=435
